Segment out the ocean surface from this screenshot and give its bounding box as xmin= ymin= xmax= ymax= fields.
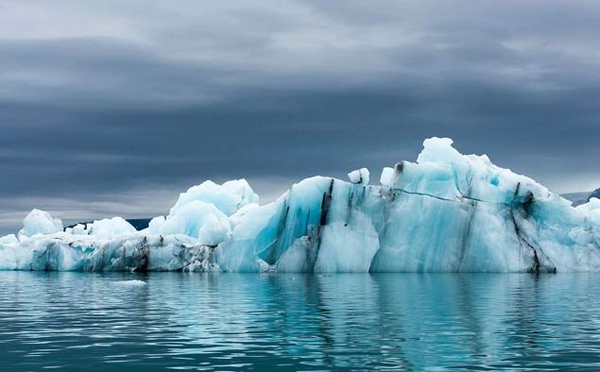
xmin=1 ymin=272 xmax=600 ymax=371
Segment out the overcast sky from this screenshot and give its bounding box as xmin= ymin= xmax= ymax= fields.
xmin=1 ymin=0 xmax=599 ymax=234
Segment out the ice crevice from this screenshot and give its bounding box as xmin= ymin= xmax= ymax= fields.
xmin=391 ymin=186 xmax=497 ymax=206
xmin=2 ymin=137 xmax=600 ymax=272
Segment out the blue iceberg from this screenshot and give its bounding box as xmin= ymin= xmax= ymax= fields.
xmin=2 ymin=138 xmax=600 ymax=272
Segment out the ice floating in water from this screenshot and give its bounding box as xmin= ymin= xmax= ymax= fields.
xmin=113 ymin=280 xmax=148 ymax=287
xmin=2 ymin=137 xmax=600 ymax=273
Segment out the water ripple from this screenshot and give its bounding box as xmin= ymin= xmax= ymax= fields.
xmin=1 ymin=272 xmax=600 ymax=371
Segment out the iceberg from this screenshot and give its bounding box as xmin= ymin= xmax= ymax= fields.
xmin=2 ymin=137 xmax=600 ymax=273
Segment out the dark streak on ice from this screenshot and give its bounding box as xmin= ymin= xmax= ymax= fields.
xmin=458 ymin=202 xmax=476 ymax=272
xmin=133 ymin=236 xmax=149 ymax=273
xmin=510 ymin=183 xmax=556 ymax=274
xmin=309 ymin=179 xmax=335 ymax=272
xmin=319 ymin=180 xmax=334 ymax=227
xmin=394 ymin=161 xmax=404 ymax=173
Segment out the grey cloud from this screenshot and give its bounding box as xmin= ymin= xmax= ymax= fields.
xmin=1 ymin=0 xmax=599 ymax=235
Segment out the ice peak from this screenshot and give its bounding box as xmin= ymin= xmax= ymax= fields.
xmin=18 ymin=209 xmax=63 ymax=238
xmin=417 ymin=137 xmax=463 ymax=164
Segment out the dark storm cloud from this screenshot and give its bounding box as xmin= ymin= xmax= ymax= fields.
xmin=1 ymin=0 xmax=599 ymax=234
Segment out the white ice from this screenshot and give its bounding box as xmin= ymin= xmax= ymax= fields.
xmin=170 ymin=179 xmax=258 ymax=217
xmin=19 ymin=209 xmax=63 ymax=238
xmin=348 ymin=168 xmax=370 ymax=185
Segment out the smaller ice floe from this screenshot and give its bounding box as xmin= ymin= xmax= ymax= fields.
xmin=113 ymin=280 xmax=147 ymax=287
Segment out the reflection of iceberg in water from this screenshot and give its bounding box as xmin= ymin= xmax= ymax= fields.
xmin=3 ymin=137 xmax=600 ymax=272
xmin=2 ymin=272 xmax=600 ymax=369
xmin=256 ymin=274 xmax=600 ymax=369
xmin=150 ymin=273 xmax=600 ymax=369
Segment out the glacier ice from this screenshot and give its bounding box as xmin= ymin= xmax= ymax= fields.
xmin=2 ymin=137 xmax=600 ymax=273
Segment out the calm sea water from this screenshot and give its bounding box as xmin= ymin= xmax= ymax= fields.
xmin=1 ymin=272 xmax=600 ymax=371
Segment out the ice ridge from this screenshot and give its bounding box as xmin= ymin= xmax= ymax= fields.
xmin=2 ymin=137 xmax=600 ymax=273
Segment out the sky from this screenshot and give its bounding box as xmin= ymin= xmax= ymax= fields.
xmin=1 ymin=0 xmax=599 ymax=234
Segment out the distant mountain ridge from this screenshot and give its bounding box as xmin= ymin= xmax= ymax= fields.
xmin=125 ymin=219 xmax=152 ymax=231
xmin=562 ymin=188 xmax=600 ymax=207
xmin=66 ymin=218 xmax=151 ymax=232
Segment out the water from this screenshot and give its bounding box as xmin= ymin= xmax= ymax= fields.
xmin=1 ymin=273 xmax=600 ymax=371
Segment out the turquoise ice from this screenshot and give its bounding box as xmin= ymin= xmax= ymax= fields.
xmin=2 ymin=138 xmax=600 ymax=272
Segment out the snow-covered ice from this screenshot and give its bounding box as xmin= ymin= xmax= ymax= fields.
xmin=2 ymin=137 xmax=600 ymax=273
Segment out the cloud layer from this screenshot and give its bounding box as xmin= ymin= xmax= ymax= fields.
xmin=1 ymin=0 xmax=599 ymax=234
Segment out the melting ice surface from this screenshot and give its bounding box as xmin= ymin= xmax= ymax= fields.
xmin=2 ymin=137 xmax=600 ymax=273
